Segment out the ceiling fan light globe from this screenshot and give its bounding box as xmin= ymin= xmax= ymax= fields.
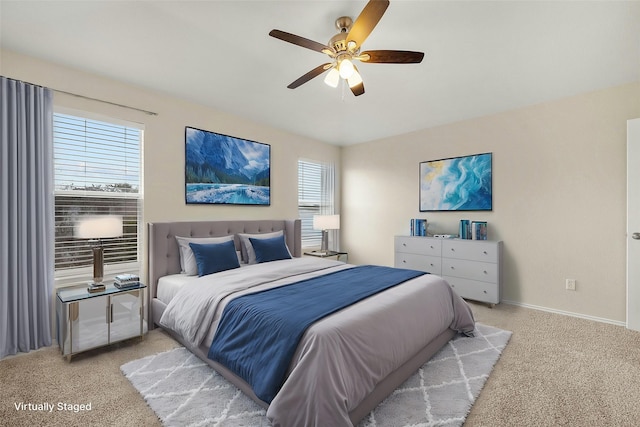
xmin=324 ymin=68 xmax=340 ymax=88
xmin=339 ymin=58 xmax=355 ymax=79
xmin=347 ymin=70 xmax=363 ymax=88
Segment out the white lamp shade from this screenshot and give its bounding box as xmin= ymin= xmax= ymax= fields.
xmin=324 ymin=68 xmax=340 ymax=88
xmin=339 ymin=58 xmax=355 ymax=79
xmin=313 ymin=214 xmax=340 ymax=231
xmin=75 ymin=215 xmax=123 ymax=239
xmin=347 ymin=69 xmax=363 ymax=88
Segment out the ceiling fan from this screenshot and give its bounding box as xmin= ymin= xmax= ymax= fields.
xmin=269 ymin=0 xmax=424 ymax=97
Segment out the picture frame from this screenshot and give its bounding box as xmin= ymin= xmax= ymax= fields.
xmin=419 ymin=152 xmax=492 ymax=211
xmin=185 ymin=127 xmax=270 ymax=205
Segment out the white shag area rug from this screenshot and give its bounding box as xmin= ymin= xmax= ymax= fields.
xmin=121 ymin=323 xmax=511 ymax=427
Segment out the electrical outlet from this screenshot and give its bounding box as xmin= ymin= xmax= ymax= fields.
xmin=565 ymin=279 xmax=576 ymax=291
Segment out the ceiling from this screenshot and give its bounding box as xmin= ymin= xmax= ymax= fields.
xmin=1 ymin=1 xmax=639 ymax=146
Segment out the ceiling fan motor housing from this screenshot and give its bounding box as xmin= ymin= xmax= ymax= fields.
xmin=329 ymin=16 xmax=354 ymax=53
xmin=329 ymin=34 xmax=348 ymax=52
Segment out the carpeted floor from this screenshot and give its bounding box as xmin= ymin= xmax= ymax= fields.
xmin=1 ymin=302 xmax=640 ymax=426
xmin=120 ymin=323 xmax=510 ymax=427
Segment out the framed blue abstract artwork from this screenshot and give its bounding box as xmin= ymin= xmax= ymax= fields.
xmin=185 ymin=127 xmax=270 ymax=205
xmin=419 ymin=153 xmax=492 ymax=211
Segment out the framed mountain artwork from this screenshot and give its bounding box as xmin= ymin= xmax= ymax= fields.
xmin=185 ymin=127 xmax=270 ymax=205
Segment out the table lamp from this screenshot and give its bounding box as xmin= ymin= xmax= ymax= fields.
xmin=313 ymin=214 xmax=340 ymax=252
xmin=75 ymin=215 xmax=123 ymax=286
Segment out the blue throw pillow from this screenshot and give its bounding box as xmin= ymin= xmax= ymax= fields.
xmin=189 ymin=240 xmax=240 ymax=277
xmin=249 ymin=235 xmax=292 ymax=263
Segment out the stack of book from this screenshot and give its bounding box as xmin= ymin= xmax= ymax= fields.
xmin=471 ymin=221 xmax=488 ymax=240
xmin=114 ymin=274 xmax=141 ymax=289
xmin=459 ymin=220 xmax=471 ymax=239
xmin=87 ymin=282 xmax=106 ymax=293
xmin=410 ymin=219 xmax=428 ymax=236
xmin=459 ymin=220 xmax=488 ymax=240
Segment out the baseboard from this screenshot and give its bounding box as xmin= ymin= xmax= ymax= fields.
xmin=501 ymin=300 xmax=627 ymax=327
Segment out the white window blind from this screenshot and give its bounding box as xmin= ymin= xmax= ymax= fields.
xmin=53 ymin=112 xmax=142 ymax=276
xmin=298 ymin=159 xmax=335 ymax=247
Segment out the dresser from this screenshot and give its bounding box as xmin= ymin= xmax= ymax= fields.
xmin=394 ymin=236 xmax=502 ymax=306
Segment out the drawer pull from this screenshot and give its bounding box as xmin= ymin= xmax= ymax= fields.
xmin=483 ymin=270 xmax=488 ymax=274
xmin=403 ymin=243 xmax=407 ymax=247
xmin=483 ymin=251 xmax=488 ymax=254
xmin=430 ymin=245 xmax=434 ymax=249
xmin=450 ymin=266 xmax=455 ymax=270
xmin=483 ymin=290 xmax=487 ymax=294
xmin=403 ymin=260 xmax=407 ymax=263
xmin=450 ymin=248 xmax=455 ymax=252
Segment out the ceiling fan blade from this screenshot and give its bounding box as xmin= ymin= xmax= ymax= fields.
xmin=269 ymin=29 xmax=330 ymax=54
xmin=359 ymin=50 xmax=425 ymax=64
xmin=346 ymin=0 xmax=390 ymax=48
xmin=287 ymin=63 xmax=333 ymax=89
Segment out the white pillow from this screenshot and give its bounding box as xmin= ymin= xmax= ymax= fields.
xmin=238 ymin=230 xmax=290 ymax=264
xmin=175 ymin=235 xmax=235 ymax=275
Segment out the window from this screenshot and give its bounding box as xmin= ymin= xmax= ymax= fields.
xmin=53 ymin=111 xmax=142 ymax=283
xmin=298 ymin=159 xmax=335 ymax=247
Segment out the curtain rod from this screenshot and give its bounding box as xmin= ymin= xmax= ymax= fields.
xmin=53 ymin=88 xmax=158 ymax=116
xmin=3 ymin=76 xmax=158 ymax=116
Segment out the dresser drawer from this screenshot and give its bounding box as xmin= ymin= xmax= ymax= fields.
xmin=442 ymin=240 xmax=499 ymax=262
xmin=394 ymin=236 xmax=441 ymax=256
xmin=443 ymin=276 xmax=499 ymax=304
xmin=394 ymin=253 xmax=441 ymax=275
xmin=442 ymin=258 xmax=498 ymax=283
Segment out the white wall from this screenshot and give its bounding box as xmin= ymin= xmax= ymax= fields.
xmin=342 ymin=82 xmax=640 ymax=323
xmin=4 ymin=48 xmax=639 ymax=324
xmin=1 ymin=49 xmax=341 ymax=284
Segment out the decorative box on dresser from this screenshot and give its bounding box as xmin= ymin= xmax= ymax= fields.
xmin=394 ymin=236 xmax=502 ymax=306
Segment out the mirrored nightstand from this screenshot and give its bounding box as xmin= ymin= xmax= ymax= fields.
xmin=56 ymin=282 xmax=147 ymax=360
xmin=304 ymin=250 xmax=348 ymax=263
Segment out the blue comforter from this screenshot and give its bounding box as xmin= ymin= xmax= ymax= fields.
xmin=207 ymin=265 xmax=425 ymax=403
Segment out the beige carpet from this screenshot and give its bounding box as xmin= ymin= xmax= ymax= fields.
xmin=1 ymin=302 xmax=639 ymax=427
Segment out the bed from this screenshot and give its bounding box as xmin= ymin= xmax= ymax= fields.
xmin=147 ymin=219 xmax=475 ymax=427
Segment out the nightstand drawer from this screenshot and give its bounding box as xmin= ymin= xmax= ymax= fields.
xmin=394 ymin=236 xmax=441 ymax=256
xmin=442 ymin=240 xmax=498 ymax=262
xmin=442 ymin=258 xmax=498 ymax=283
xmin=394 ymin=253 xmax=441 ymax=275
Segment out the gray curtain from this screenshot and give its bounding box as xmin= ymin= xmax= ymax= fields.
xmin=0 ymin=76 xmax=54 ymax=359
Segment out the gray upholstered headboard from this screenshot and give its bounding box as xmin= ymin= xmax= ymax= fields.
xmin=147 ymin=219 xmax=301 ymax=327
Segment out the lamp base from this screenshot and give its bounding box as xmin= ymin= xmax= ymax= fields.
xmin=89 ymin=243 xmax=105 ymax=285
xmin=320 ymin=230 xmax=329 ymax=252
